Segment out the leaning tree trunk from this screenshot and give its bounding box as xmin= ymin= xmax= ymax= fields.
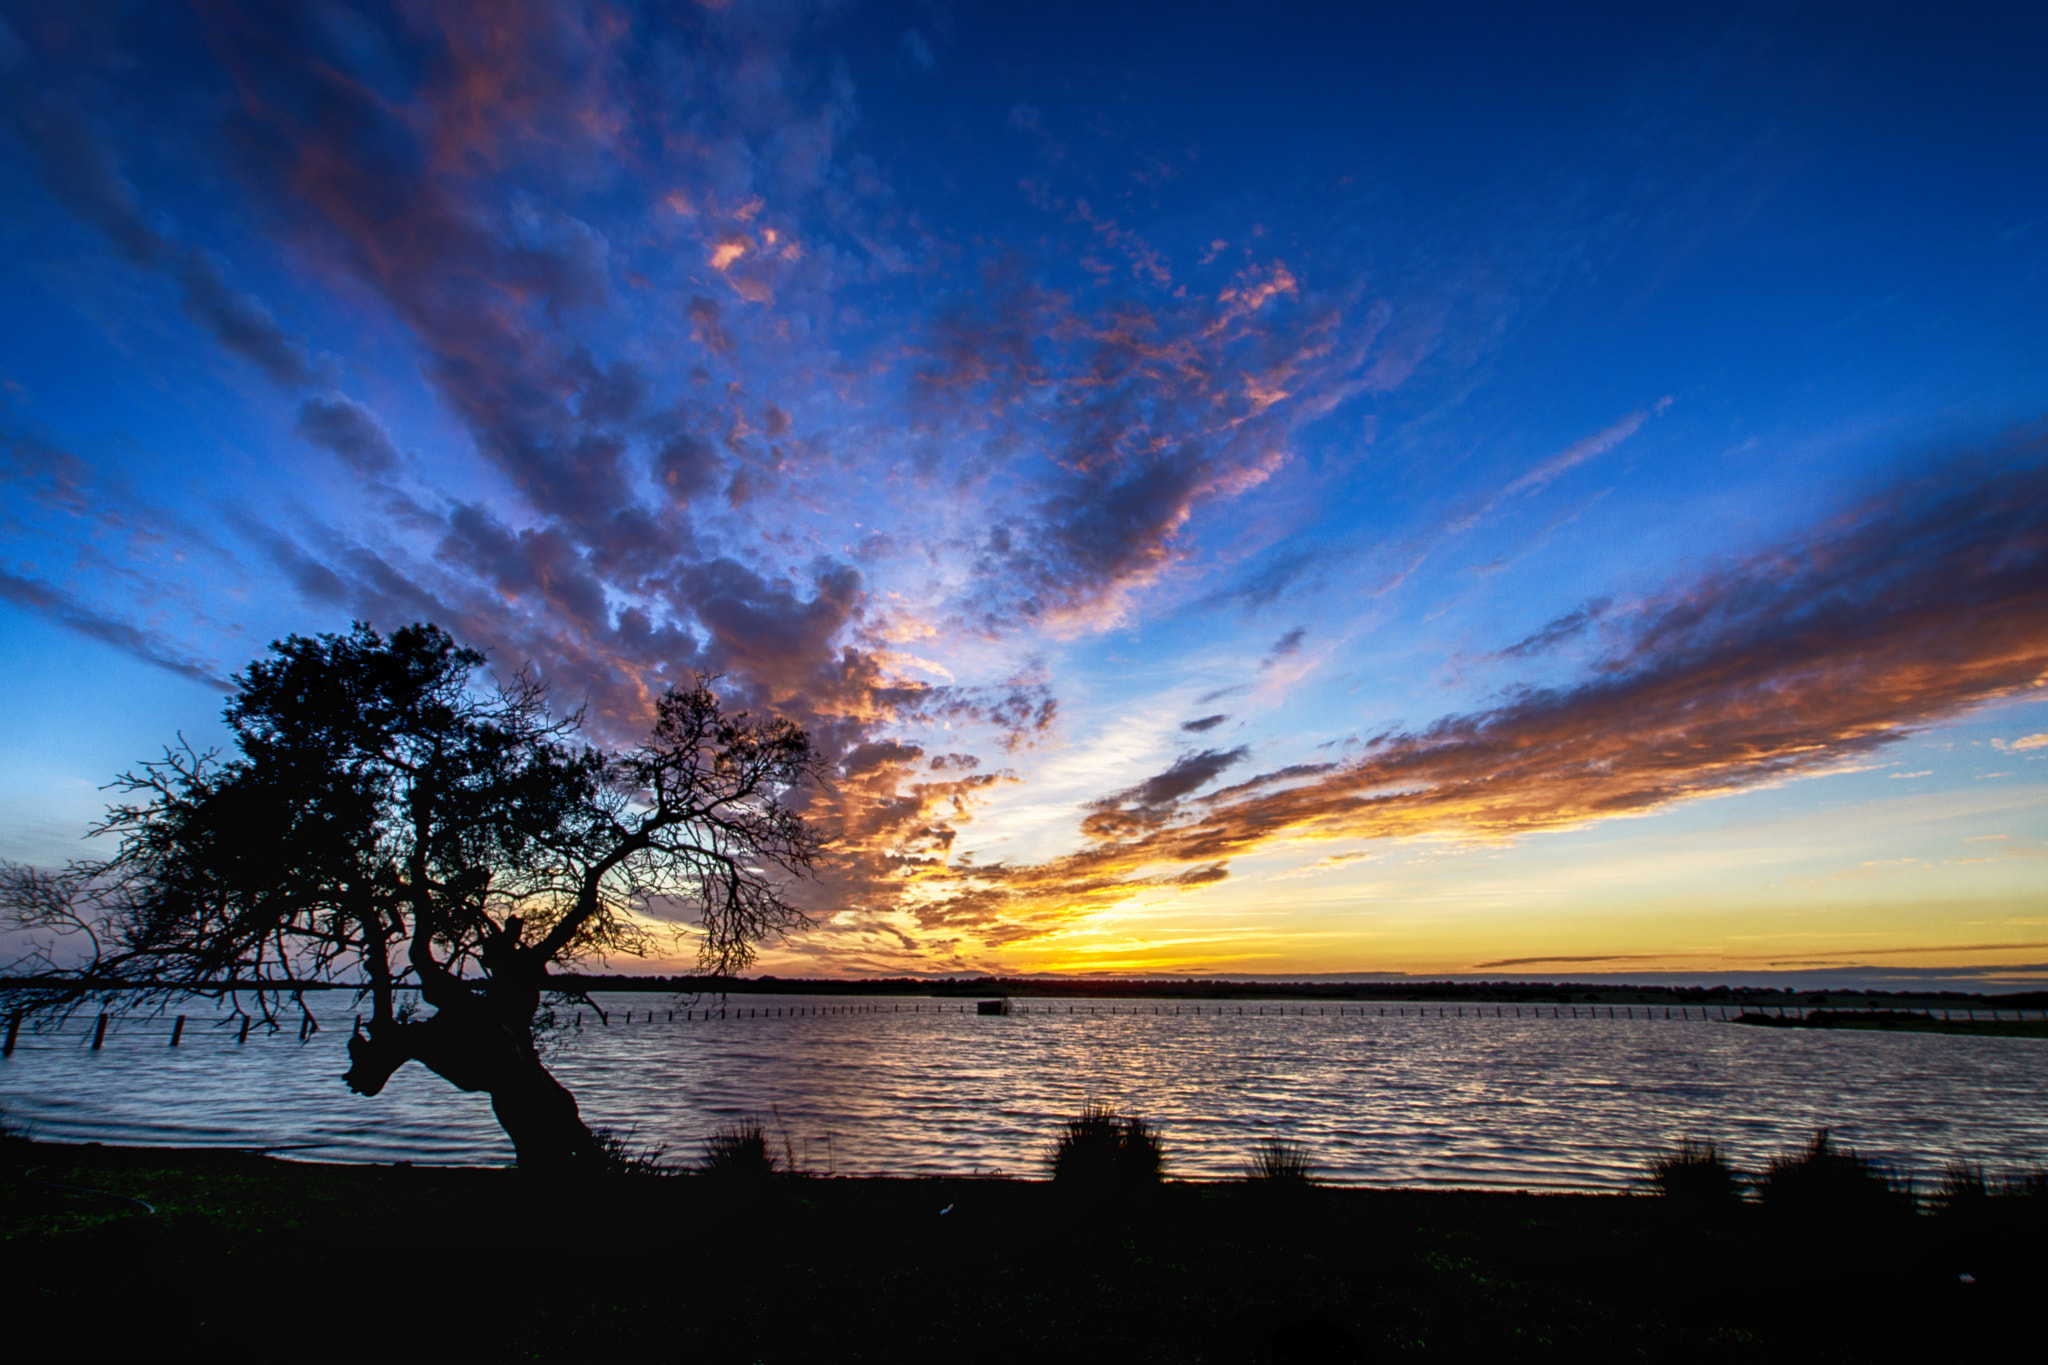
xmin=485 ymin=1055 xmax=600 ymax=1170
xmin=343 ymin=970 xmax=601 ymax=1173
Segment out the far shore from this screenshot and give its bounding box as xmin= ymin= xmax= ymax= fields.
xmin=7 ymin=971 xmax=2044 ymax=1015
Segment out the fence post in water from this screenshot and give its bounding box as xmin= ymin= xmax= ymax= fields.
xmin=4 ymin=1009 xmax=20 ymax=1056
xmin=238 ymin=1015 xmax=251 ymax=1043
xmin=170 ymin=1015 xmax=185 ymax=1047
xmin=92 ymin=1012 xmax=108 ymax=1049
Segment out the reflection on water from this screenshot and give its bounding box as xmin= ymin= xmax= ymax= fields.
xmin=3 ymin=994 xmax=2042 ymax=1189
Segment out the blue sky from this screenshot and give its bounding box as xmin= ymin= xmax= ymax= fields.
xmin=3 ymin=1 xmax=2045 ymax=982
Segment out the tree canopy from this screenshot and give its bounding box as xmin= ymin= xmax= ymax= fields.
xmin=0 ymin=622 xmax=824 ymax=1169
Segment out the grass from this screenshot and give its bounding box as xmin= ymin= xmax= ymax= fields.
xmin=1757 ymin=1128 xmax=1915 ymax=1222
xmin=1048 ymin=1101 xmax=1165 ymax=1191
xmin=589 ymin=1125 xmax=678 ymax=1179
xmin=695 ymin=1116 xmax=780 ymax=1185
xmin=1245 ymin=1137 xmax=1315 ymax=1184
xmin=5 ymin=1138 xmax=2044 ymax=1361
xmin=1647 ymin=1138 xmax=1743 ymax=1206
xmin=1932 ymin=1159 xmax=1988 ymax=1212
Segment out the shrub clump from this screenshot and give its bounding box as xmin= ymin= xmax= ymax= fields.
xmin=1049 ymin=1101 xmax=1164 ymax=1191
xmin=1245 ymin=1137 xmax=1315 ymax=1184
xmin=696 ymin=1117 xmax=780 ymax=1186
xmin=1647 ymin=1138 xmax=1743 ymax=1205
xmin=1757 ymin=1128 xmax=1912 ymax=1221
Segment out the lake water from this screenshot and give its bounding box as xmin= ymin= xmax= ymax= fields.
xmin=3 ymin=994 xmax=2043 ymax=1189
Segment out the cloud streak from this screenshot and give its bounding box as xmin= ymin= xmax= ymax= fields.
xmin=1 ymin=88 xmax=320 ymax=386
xmin=914 ymin=446 xmax=2048 ymax=944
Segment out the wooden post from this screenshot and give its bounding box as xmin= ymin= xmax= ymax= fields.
xmin=169 ymin=1015 xmax=186 ymax=1047
xmin=238 ymin=1015 xmax=251 ymax=1043
xmin=92 ymin=1013 xmax=108 ymax=1049
xmin=4 ymin=1009 xmax=21 ymax=1056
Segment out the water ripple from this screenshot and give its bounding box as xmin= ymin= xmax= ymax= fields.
xmin=3 ymin=995 xmax=2042 ymax=1188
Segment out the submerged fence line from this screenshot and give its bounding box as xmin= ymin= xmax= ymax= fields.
xmin=6 ymin=999 xmax=2043 ymax=1053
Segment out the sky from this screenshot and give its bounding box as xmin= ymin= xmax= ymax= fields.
xmin=2 ymin=1 xmax=2045 ymax=987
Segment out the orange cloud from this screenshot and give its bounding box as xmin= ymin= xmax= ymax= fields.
xmin=896 ymin=447 xmax=2048 ymax=953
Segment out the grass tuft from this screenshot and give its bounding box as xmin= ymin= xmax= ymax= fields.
xmin=1245 ymin=1137 xmax=1315 ymax=1184
xmin=588 ymin=1126 xmax=677 ymax=1179
xmin=1647 ymin=1138 xmax=1743 ymax=1204
xmin=1049 ymin=1101 xmax=1164 ymax=1191
xmin=697 ymin=1117 xmax=779 ymax=1185
xmin=1757 ymin=1128 xmax=1912 ymax=1221
xmin=1932 ymin=1160 xmax=1988 ymax=1212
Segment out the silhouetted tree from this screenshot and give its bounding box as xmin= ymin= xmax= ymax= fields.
xmin=0 ymin=623 xmax=822 ymax=1171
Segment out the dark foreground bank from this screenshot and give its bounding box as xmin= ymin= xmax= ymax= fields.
xmin=4 ymin=1140 xmax=2040 ymax=1364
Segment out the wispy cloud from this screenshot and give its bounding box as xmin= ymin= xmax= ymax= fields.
xmin=1 ymin=88 xmax=320 ymax=386
xmin=910 ymin=447 xmax=2048 ymax=945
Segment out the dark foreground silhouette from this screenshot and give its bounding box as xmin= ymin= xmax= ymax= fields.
xmin=5 ymin=1138 xmax=2040 ymax=1364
